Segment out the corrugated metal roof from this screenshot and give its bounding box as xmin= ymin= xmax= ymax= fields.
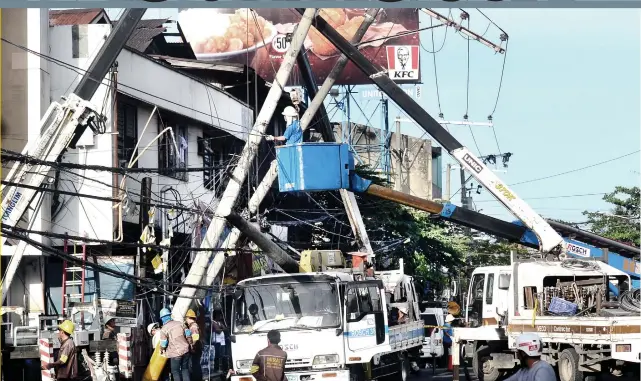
xmin=112 ymin=18 xmax=170 ymax=53
xmin=49 ymin=9 xmax=108 ymax=26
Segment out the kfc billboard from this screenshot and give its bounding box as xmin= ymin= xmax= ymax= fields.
xmin=178 ymin=8 xmax=421 ymax=86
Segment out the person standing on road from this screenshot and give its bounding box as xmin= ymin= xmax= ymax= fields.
xmin=159 ymin=307 xmax=192 ymax=381
xmin=250 ymin=330 xmax=288 ymax=381
xmin=185 ymin=309 xmax=203 ymax=381
xmin=504 ymin=333 xmax=556 ymax=381
xmin=147 ymin=322 xmax=162 ymax=349
xmin=41 ymin=320 xmax=78 ymax=381
xmin=442 ymin=314 xmax=455 ymax=367
xmin=212 ymin=310 xmax=228 ymax=373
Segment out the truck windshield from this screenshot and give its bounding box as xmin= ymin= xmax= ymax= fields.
xmin=233 ymin=282 xmax=340 ymax=333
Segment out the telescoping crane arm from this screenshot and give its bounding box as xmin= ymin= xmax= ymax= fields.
xmin=0 ymin=9 xmax=147 ymax=303
xmin=295 ymin=8 xmax=566 ymax=255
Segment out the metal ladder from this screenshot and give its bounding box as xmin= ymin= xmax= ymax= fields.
xmin=61 ymin=239 xmax=95 ymax=318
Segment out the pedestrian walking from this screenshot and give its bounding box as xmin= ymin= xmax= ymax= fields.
xmin=41 ymin=320 xmax=78 ymax=381
xmin=504 ymin=333 xmax=556 ymax=381
xmin=159 ymin=307 xmax=192 ymax=381
xmin=250 ymin=330 xmax=287 ymax=381
xmin=185 ymin=309 xmax=203 ymax=381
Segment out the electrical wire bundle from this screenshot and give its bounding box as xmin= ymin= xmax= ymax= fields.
xmin=619 ymin=288 xmax=641 ymax=314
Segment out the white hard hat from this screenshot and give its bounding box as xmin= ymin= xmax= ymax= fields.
xmin=445 ymin=314 xmax=455 ymax=323
xmin=515 ymin=333 xmax=543 ymax=357
xmin=398 ymin=306 xmax=408 ymax=314
xmin=147 ymin=323 xmax=159 ymax=336
xmin=282 ymin=106 xmax=299 ymax=118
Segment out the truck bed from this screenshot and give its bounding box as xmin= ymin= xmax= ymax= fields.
xmin=389 ymin=321 xmax=424 ymax=351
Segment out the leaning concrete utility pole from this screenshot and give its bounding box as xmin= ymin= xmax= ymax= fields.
xmin=169 ymin=8 xmax=318 ymax=321
xmin=193 ymin=9 xmax=380 ymax=293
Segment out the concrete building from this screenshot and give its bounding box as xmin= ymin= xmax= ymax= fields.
xmin=1 ymin=9 xmax=254 ymax=323
xmin=331 ymin=122 xmax=443 ymax=200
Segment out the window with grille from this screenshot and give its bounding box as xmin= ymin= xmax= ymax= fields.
xmin=159 ymin=124 xmax=188 ymax=182
xmin=117 ymin=101 xmax=138 ymax=168
xmin=203 ymin=136 xmax=238 ymax=194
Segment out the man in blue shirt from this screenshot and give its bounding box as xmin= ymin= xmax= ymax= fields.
xmin=442 ymin=314 xmax=454 ymax=367
xmin=265 ymin=106 xmax=303 ymax=145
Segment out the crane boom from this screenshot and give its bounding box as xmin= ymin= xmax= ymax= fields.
xmin=0 ymin=9 xmax=147 ymax=304
xmin=296 ymin=8 xmax=566 ymax=255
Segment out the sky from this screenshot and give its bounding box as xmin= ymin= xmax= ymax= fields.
xmin=106 ymin=7 xmax=641 ymax=224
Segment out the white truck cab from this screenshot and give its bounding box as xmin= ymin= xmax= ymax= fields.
xmin=229 ymin=266 xmax=424 ymax=381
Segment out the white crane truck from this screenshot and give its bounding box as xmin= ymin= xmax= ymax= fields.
xmin=229 ymin=252 xmax=424 ymax=381
xmin=454 ymin=254 xmax=641 ymax=381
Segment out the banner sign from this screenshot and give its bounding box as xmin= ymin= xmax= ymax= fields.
xmin=178 ymin=8 xmax=421 ymax=85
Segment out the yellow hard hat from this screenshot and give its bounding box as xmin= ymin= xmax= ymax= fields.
xmin=185 ymin=309 xmax=197 ymax=319
xmin=58 ymin=320 xmax=75 ymax=335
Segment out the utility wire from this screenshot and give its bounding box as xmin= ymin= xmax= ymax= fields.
xmin=2 ymin=225 xmax=261 ymax=253
xmin=509 ymin=150 xmax=641 ymax=187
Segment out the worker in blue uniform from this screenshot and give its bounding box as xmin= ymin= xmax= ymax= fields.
xmin=265 ymin=106 xmax=302 ymax=145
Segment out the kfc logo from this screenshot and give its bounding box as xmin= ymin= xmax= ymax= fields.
xmin=386 ymin=45 xmax=420 ymax=81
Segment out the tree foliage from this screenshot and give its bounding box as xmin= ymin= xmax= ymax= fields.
xmin=583 ymin=186 xmax=640 ymax=247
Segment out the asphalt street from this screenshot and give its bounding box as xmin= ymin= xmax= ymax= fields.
xmin=408 ymin=367 xmax=639 ymax=381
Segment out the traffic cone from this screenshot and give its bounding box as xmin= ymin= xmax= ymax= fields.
xmin=447 ymin=347 xmax=453 ymax=371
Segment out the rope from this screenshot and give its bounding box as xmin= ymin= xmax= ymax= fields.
xmin=560 ymin=258 xmax=600 ymax=272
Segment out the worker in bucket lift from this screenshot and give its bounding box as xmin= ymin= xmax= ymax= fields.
xmin=185 ymin=309 xmax=203 ymax=381
xmin=41 ymin=320 xmax=78 ymax=381
xmin=264 ymin=106 xmax=302 ymax=145
xmin=159 ymin=307 xmax=192 ymax=381
xmin=504 ymin=333 xmax=556 ymax=381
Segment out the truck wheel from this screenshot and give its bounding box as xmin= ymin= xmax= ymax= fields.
xmin=472 ymin=344 xmax=501 ymax=381
xmin=558 ymin=348 xmax=584 ymax=381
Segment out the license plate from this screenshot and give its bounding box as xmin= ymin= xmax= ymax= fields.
xmin=286 ymin=374 xmax=299 ymax=381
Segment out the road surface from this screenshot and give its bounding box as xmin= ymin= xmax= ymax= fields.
xmin=408 ymin=367 xmax=639 ymax=381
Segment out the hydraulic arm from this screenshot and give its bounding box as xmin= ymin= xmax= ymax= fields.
xmin=0 ymin=9 xmax=147 ymax=303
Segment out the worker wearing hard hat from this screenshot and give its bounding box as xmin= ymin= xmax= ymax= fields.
xmin=264 ymin=106 xmax=302 ymax=145
xmin=504 ymin=333 xmax=555 ymax=381
xmin=159 ymin=307 xmax=192 ymax=381
xmin=41 ymin=320 xmax=78 ymax=381
xmin=147 ymin=322 xmax=161 ymax=349
xmin=397 ymin=306 xmax=409 ymax=324
xmin=442 ymin=314 xmax=455 ymax=367
xmin=103 ymin=317 xmax=117 ymax=340
xmin=185 ymin=309 xmax=203 ymax=381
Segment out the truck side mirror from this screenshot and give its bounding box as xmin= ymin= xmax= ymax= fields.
xmin=498 ymin=274 xmax=510 ymax=290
